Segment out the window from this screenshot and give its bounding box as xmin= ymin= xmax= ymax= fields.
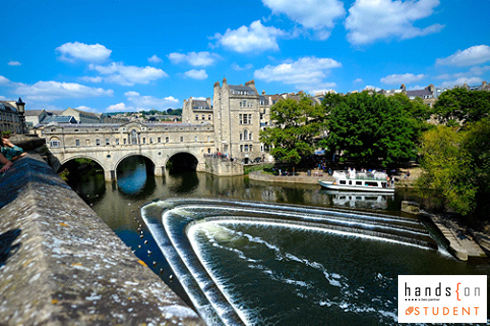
xmin=50 ymin=139 xmax=61 ymax=147
xmin=142 ymin=138 xmax=146 ymax=144
xmin=75 ymin=139 xmax=80 ymax=147
xmin=124 ymin=138 xmax=127 ymax=145
xmin=244 ymin=144 xmax=249 ymax=152
xmin=158 ymin=137 xmax=161 ymax=143
xmin=116 ymin=138 xmax=119 ymax=145
xmin=86 ymin=139 xmax=90 ymax=146
xmin=150 ymin=138 xmax=153 ymax=144
xmin=180 ymin=136 xmax=183 ymax=142
xmin=244 ymin=130 xmax=248 ymax=140
xmin=207 ymin=148 xmax=211 ymax=154
xmin=195 ymin=136 xmax=198 ymax=142
xmin=207 ymin=136 xmax=210 ymax=142
xmin=202 ymin=115 xmax=205 ymax=120
xmin=196 ymin=115 xmax=199 ymax=120
xmin=208 ymin=115 xmax=211 ymax=120
xmin=240 ymin=145 xmax=243 ymax=152
xmin=166 ymin=137 xmax=169 ymax=143
xmin=249 ymin=132 xmax=252 ymax=141
xmin=250 ymin=144 xmax=253 ymax=152
xmin=131 ymin=130 xmax=138 ymax=144
xmin=240 ymin=133 xmax=243 ymax=141
xmin=96 ymin=139 xmax=100 ymax=146
xmin=106 ymin=139 xmax=110 ymax=145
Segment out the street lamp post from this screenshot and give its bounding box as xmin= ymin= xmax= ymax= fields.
xmin=16 ymin=97 xmax=25 ymax=134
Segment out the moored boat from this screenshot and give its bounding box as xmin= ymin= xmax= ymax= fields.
xmin=319 ymin=170 xmax=395 ymax=193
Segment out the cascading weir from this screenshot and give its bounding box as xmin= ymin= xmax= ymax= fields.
xmin=141 ymin=198 xmax=438 ymax=326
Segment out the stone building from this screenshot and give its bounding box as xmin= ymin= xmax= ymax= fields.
xmin=182 ymin=97 xmax=213 ymax=125
xmin=62 ymin=107 xmax=101 ymax=124
xmin=0 ymin=100 xmax=23 ymax=134
xmin=212 ymin=79 xmax=263 ymax=163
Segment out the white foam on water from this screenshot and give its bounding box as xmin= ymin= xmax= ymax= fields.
xmin=142 ymin=199 xmax=436 ymax=326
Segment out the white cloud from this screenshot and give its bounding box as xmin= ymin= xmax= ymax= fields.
xmin=345 ymin=0 xmax=444 ymax=45
xmin=439 ymin=77 xmax=483 ymax=88
xmin=124 ymin=91 xmax=179 ymax=110
xmin=148 ymin=55 xmax=163 ymax=63
xmin=231 ymin=63 xmax=254 ymax=71
xmin=435 ymin=73 xmax=451 ymax=80
xmin=79 ymin=76 xmax=103 ymax=83
xmin=436 ymin=45 xmax=490 ymax=67
xmin=124 ymin=91 xmax=140 ymax=97
xmin=0 ymin=76 xmax=11 ymax=85
xmin=8 ymin=61 xmax=21 ymax=66
xmin=0 ymin=96 xmax=6 ymax=100
xmin=184 ymin=69 xmax=208 ymax=80
xmin=106 ymin=103 xmax=130 ymax=112
xmin=89 ymin=62 xmax=168 ymax=86
xmin=214 ymin=20 xmax=287 ymax=53
xmin=56 ymin=42 xmax=112 ymax=62
xmin=262 ymin=0 xmax=345 ymax=40
xmin=380 ymin=73 xmax=426 ymax=85
xmin=75 ymin=105 xmax=98 ymax=113
xmin=454 ymin=66 xmax=490 ymax=78
xmin=254 ymin=56 xmax=341 ymax=90
xmin=168 ymin=51 xmax=220 ymax=67
xmin=353 ymin=78 xmax=363 ymax=84
xmin=14 ymin=80 xmax=113 ymax=101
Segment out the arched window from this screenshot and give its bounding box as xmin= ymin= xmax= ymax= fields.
xmin=244 ymin=130 xmax=248 ymax=140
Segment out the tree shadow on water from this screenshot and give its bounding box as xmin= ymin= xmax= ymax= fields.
xmin=0 ymin=229 xmax=22 ymax=267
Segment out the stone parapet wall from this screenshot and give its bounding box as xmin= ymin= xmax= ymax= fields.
xmin=204 ymin=157 xmax=243 ymax=176
xmin=0 ymin=155 xmax=205 ymax=325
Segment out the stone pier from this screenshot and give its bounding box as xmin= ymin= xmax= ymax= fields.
xmin=0 ymin=155 xmax=205 ymax=325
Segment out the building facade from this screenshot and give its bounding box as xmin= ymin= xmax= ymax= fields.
xmin=212 ymin=79 xmax=263 ymax=163
xmin=0 ymin=101 xmax=23 ymax=134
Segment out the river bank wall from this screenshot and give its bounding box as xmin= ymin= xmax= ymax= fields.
xmin=0 ymin=154 xmax=205 ymax=325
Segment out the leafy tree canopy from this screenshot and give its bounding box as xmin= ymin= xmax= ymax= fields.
xmin=260 ymin=94 xmax=324 ymax=165
xmin=321 ymin=92 xmax=422 ymax=167
xmin=432 ymin=88 xmax=490 ymax=126
xmin=416 ymin=119 xmax=490 ymax=217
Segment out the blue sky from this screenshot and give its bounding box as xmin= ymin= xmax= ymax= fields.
xmin=1 ymin=0 xmax=490 ymax=113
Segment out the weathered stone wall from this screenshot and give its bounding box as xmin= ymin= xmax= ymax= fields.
xmin=0 ymin=155 xmax=205 ymax=325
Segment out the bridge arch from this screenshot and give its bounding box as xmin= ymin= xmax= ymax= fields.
xmin=165 ymin=152 xmax=199 ymax=173
xmin=59 ymin=155 xmax=108 ymax=173
xmin=113 ymin=153 xmax=157 ymax=172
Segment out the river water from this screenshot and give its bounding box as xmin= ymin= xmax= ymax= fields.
xmin=68 ymin=157 xmax=490 ymax=326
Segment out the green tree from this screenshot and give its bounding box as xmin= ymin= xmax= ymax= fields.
xmin=260 ymin=94 xmax=324 ymax=165
xmin=416 ymin=125 xmax=477 ymax=215
xmin=321 ymin=92 xmax=418 ymax=167
xmin=432 ymin=88 xmax=490 ymax=126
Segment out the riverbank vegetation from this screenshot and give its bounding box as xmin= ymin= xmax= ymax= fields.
xmin=260 ymin=88 xmax=489 ymax=221
xmin=260 ymin=91 xmax=429 ymax=168
xmin=417 ymin=88 xmax=489 ymax=221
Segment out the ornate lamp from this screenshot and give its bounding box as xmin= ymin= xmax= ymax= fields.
xmin=16 ymin=97 xmax=26 ymax=134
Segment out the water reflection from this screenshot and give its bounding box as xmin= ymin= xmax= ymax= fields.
xmin=321 ymin=190 xmax=394 ymax=210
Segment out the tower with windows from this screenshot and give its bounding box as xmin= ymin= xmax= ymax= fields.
xmin=213 ymin=78 xmax=262 ymax=162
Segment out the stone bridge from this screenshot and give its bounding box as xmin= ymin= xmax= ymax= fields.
xmin=44 ymin=121 xmax=242 ymax=180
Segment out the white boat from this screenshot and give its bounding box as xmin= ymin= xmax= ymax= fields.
xmin=319 ymin=170 xmax=395 ymax=193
